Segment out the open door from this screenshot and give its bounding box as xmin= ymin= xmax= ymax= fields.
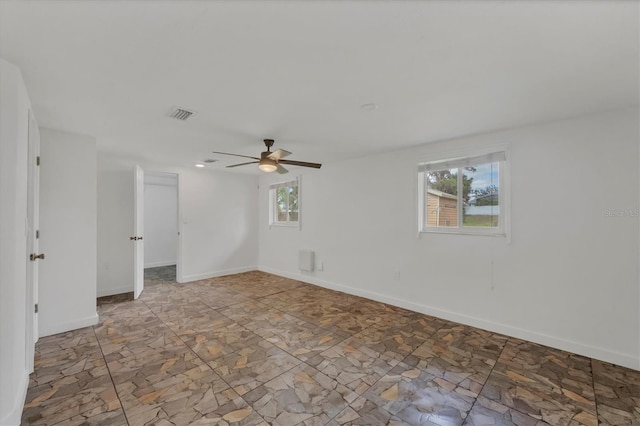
xmin=133 ymin=165 xmax=144 ymax=298
xmin=25 ymin=110 xmax=41 ymax=372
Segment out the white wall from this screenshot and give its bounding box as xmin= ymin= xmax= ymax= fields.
xmin=179 ymin=168 xmax=259 ymax=282
xmin=97 ymin=154 xmax=259 ymax=296
xmin=144 ymin=172 xmax=178 ymax=268
xmin=0 ymin=58 xmax=31 ymax=426
xmin=258 ymin=108 xmax=640 ymax=370
xmin=38 ymin=128 xmax=98 ymax=337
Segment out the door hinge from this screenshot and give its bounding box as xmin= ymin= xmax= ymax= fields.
xmin=34 ymin=304 xmax=38 ymax=314
xmin=36 ymin=156 xmax=40 ymax=166
xmin=36 ymin=230 xmax=39 ymax=239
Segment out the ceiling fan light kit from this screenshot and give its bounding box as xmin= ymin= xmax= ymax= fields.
xmin=212 ymin=139 xmax=322 ymax=174
xmin=258 ymin=158 xmax=277 ymax=173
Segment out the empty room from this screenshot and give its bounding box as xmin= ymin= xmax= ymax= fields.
xmin=0 ymin=1 xmax=638 ymax=425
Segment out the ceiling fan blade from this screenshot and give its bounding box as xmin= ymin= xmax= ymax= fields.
xmin=276 ymin=164 xmax=289 ymax=174
xmin=226 ymin=161 xmax=259 ymax=168
xmin=279 ymin=159 xmax=322 ymax=169
xmin=267 ymin=149 xmax=292 ymax=160
xmin=212 ymin=151 xmax=260 ymax=160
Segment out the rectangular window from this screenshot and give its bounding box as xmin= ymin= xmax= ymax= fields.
xmin=418 ymin=152 xmax=506 ymax=235
xmin=269 ymin=178 xmax=299 ymax=226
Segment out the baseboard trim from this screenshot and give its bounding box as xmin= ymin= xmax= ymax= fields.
xmin=97 ymin=286 xmax=132 ymax=298
xmin=144 ymin=261 xmax=176 ymax=269
xmin=180 ymin=266 xmax=258 ymax=283
xmin=39 ymin=313 xmax=100 ymax=338
xmin=258 ymin=266 xmax=639 ymax=371
xmin=0 ymin=368 xmax=28 ymax=426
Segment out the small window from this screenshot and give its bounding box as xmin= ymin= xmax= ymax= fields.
xmin=418 ymin=151 xmax=506 ymax=235
xmin=269 ymin=178 xmax=299 ymax=227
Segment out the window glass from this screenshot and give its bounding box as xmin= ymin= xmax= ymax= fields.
xmin=426 ymin=168 xmax=458 ymax=228
xmin=289 ymin=185 xmax=299 ymax=222
xmin=270 ymin=179 xmax=299 ymax=226
xmin=463 ymin=162 xmax=499 ymax=227
xmin=275 ymin=187 xmax=288 ymax=222
xmin=418 ymin=152 xmax=505 ymax=235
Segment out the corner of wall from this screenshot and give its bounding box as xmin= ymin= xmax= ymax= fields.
xmin=0 ymin=369 xmax=28 ymax=426
xmin=180 ymin=265 xmax=258 ymax=283
xmin=38 ymin=313 xmax=99 ymax=338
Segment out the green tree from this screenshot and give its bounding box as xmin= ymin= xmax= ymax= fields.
xmin=276 ymin=185 xmax=299 ymax=221
xmin=427 ymin=168 xmax=474 ymax=203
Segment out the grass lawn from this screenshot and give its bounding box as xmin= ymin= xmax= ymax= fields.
xmin=463 ymin=215 xmax=499 ymax=227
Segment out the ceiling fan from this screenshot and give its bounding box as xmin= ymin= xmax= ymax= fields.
xmin=212 ymin=139 xmax=322 ymax=174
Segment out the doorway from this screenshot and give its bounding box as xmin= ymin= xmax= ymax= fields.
xmin=143 ymin=171 xmax=179 ymax=285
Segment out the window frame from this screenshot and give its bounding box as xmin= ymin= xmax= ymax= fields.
xmin=417 ymin=150 xmax=508 ymax=237
xmin=269 ymin=177 xmax=300 ymax=229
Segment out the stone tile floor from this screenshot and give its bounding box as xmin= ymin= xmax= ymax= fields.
xmin=22 ymin=266 xmax=640 ymax=425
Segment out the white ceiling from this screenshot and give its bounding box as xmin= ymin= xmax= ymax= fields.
xmin=1 ymin=1 xmax=638 ymax=172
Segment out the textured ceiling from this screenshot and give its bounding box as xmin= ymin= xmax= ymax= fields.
xmin=1 ymin=1 xmax=637 ymax=172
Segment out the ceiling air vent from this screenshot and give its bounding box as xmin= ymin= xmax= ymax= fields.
xmin=168 ymin=106 xmax=196 ymax=121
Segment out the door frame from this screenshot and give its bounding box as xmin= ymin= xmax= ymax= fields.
xmin=140 ymin=170 xmax=182 ymax=283
xmin=133 ymin=165 xmax=144 ymax=298
xmin=132 ymin=167 xmax=183 ymax=295
xmin=25 ymin=109 xmax=40 ymax=372
xmin=175 ymin=172 xmax=183 ymax=283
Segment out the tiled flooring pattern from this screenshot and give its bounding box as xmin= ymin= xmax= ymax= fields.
xmin=22 ymin=267 xmax=640 ymax=425
xmin=97 ymin=292 xmax=134 ymax=306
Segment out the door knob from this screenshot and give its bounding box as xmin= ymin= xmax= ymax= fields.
xmin=29 ymin=253 xmax=45 ymax=261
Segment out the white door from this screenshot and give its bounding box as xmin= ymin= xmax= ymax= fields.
xmin=133 ymin=165 xmax=144 ymax=298
xmin=25 ymin=110 xmax=41 ymax=372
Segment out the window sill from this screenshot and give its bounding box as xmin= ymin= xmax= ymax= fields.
xmin=420 ymin=227 xmax=506 ymax=237
xmin=269 ymin=222 xmax=300 ymax=229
